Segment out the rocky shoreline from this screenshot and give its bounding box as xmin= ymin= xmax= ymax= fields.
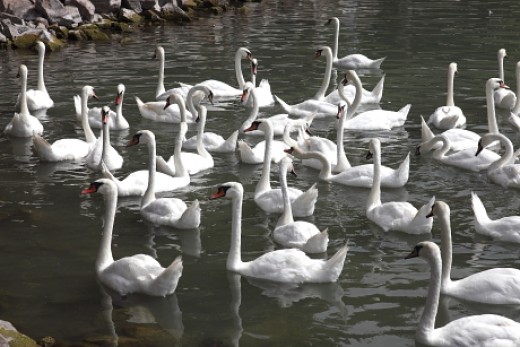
xmin=0 ymin=0 xmax=255 ymax=51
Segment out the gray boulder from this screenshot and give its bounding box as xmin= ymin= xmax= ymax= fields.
xmin=65 ymin=0 xmax=96 ymax=22
xmin=0 ymin=0 xmax=34 ymax=18
xmin=35 ymin=0 xmax=83 ymax=26
xmin=90 ymin=0 xmax=122 ymax=13
xmin=122 ymin=0 xmax=142 ymax=12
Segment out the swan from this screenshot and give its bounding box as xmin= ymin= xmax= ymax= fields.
xmin=429 ymin=200 xmax=520 ymax=304
xmin=210 ymin=181 xmax=348 ymax=283
xmin=74 ymin=84 xmax=129 ymax=130
xmin=326 ymin=17 xmax=386 ymax=70
xmin=238 ymin=117 xmax=288 ymax=165
xmin=427 ymin=62 xmax=466 ymax=129
xmin=153 ymin=46 xmax=190 ymax=101
xmin=155 ymin=94 xmax=213 ymax=175
xmin=416 ymin=134 xmax=500 ymax=172
xmin=4 ymin=64 xmax=44 ymax=138
xmin=178 ymin=47 xmax=252 ymax=99
xmin=476 ymin=132 xmax=520 ymax=189
xmin=285 ymin=137 xmax=409 ymax=189
xmin=273 ymin=156 xmax=328 ymax=253
xmin=136 ymin=91 xmax=196 ymax=124
xmin=85 ymin=106 xmax=124 ymax=172
xmin=101 ymin=126 xmax=190 ymax=197
xmin=323 ymin=74 xmax=385 ymax=105
xmin=366 ymin=138 xmax=433 ymax=233
xmin=81 ymin=178 xmax=183 ymax=297
xmin=340 ymin=71 xmax=410 ymax=131
xmin=405 ymin=241 xmax=520 ymax=346
xmin=494 ymin=48 xmax=516 ymax=110
xmin=249 ymin=58 xmax=275 ymax=107
xmin=16 ymin=41 xmax=53 ymax=112
xmin=421 ymin=77 xmax=506 ymax=151
xmin=247 ymin=119 xmax=318 ymax=217
xmin=32 ymin=85 xmax=99 ymax=162
xmin=471 ymin=191 xmax=520 ymax=243
xmin=274 ymin=46 xmax=339 ymax=119
xmin=132 ymin=130 xmax=201 ymax=229
xmin=181 ymin=85 xmax=238 ymax=153
xmin=508 ymin=61 xmax=520 ymax=131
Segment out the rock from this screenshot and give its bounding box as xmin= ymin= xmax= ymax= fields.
xmin=160 ymin=2 xmax=191 ymax=22
xmin=0 ymin=320 xmax=38 ymax=347
xmin=0 ymin=32 xmax=7 ymax=44
xmin=68 ymin=28 xmax=88 ymax=40
xmin=0 ymin=12 xmax=25 ymax=25
xmin=118 ymin=8 xmax=143 ymax=23
xmin=79 ymin=24 xmax=110 ymax=41
xmin=65 ymin=0 xmax=96 ymax=22
xmin=34 ymin=17 xmax=50 ymax=28
xmin=140 ymin=0 xmax=158 ymax=11
xmin=35 ymin=0 xmax=83 ymax=26
xmin=1 ymin=22 xmax=34 ymax=40
xmin=0 ymin=0 xmax=34 ymax=18
xmin=122 ymin=0 xmax=142 ymax=12
xmin=90 ymin=0 xmax=122 ymax=13
xmin=49 ymin=25 xmax=69 ymax=39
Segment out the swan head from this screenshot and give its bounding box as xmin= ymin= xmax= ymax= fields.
xmin=487 ymin=77 xmax=509 ymax=91
xmin=426 ymin=201 xmax=450 ymax=219
xmin=164 ymin=93 xmax=185 ymax=110
xmin=82 ymin=85 xmax=98 ymax=100
xmin=449 ymin=62 xmax=458 ymax=75
xmin=115 ymin=84 xmax=125 ymax=105
xmin=325 ymin=17 xmax=339 ymax=26
xmin=81 ymin=178 xmax=116 ymax=196
xmin=244 ymin=118 xmax=271 ymax=133
xmin=126 ymin=130 xmax=154 ymax=147
xmin=284 ymin=146 xmax=307 ymax=159
xmin=35 ymin=40 xmax=45 ymax=53
xmin=367 ymin=138 xmax=381 ymax=160
xmin=101 ymin=106 xmax=111 ymax=125
xmin=153 ymin=46 xmax=164 ymax=59
xmin=279 ymin=156 xmax=297 ymax=177
xmin=343 ymin=70 xmax=360 ymax=86
xmin=498 ymin=48 xmax=507 ymax=60
xmin=17 ymin=64 xmax=28 ymax=79
xmin=405 ymin=242 xmax=440 ymax=265
xmin=476 ymin=132 xmax=504 ymax=156
xmin=238 ymin=47 xmax=253 ymax=61
xmin=314 ymin=46 xmax=332 ymax=59
xmin=251 ymin=58 xmax=258 ymax=75
xmin=210 ymin=182 xmax=243 ymax=200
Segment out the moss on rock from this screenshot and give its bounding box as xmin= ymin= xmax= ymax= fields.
xmin=0 ymin=327 xmax=38 ymax=347
xmin=79 ymin=25 xmax=111 ymax=41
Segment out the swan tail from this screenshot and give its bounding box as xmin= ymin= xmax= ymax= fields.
xmin=156 ymin=155 xmax=176 ymax=177
xmin=421 ymin=115 xmax=435 ymax=142
xmin=411 ymin=196 xmax=436 ymax=232
xmin=370 ymin=75 xmax=385 ymax=103
xmin=32 ymin=134 xmax=55 ymax=161
xmin=237 ymin=140 xmax=259 ymax=164
xmin=291 ymin=182 xmax=318 ymax=217
xmin=398 ymin=104 xmax=412 ymax=118
xmin=177 ymin=82 xmax=193 ymax=89
xmin=274 ymin=95 xmax=292 ymax=113
xmin=73 ymin=94 xmax=81 ymax=121
xmin=221 ymin=130 xmax=239 ymax=152
xmin=322 ymin=243 xmax=349 ymax=282
xmin=438 ymin=115 xmax=460 ymax=129
xmin=177 ymin=200 xmax=201 ymax=229
xmin=148 ymin=256 xmax=183 ymax=296
xmin=302 ymin=228 xmax=329 ymax=254
xmin=371 ymin=57 xmax=386 ymax=69
xmin=395 ymin=152 xmax=410 ymax=187
xmin=470 ymin=191 xmax=491 ymax=225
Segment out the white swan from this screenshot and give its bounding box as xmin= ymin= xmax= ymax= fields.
xmin=416 ymin=134 xmax=500 ymax=172
xmin=471 ymin=191 xmax=520 ymax=243
xmin=81 ymin=178 xmax=183 ymax=297
xmin=274 ymin=46 xmax=339 ymax=119
xmin=340 ymin=71 xmax=410 ymax=131
xmin=366 ymin=138 xmax=433 ymax=234
xmin=153 ymin=46 xmax=190 ymax=101
xmin=238 ymin=118 xmax=288 ymax=165
xmin=326 ymin=17 xmax=386 ymax=70
xmin=508 ymin=61 xmax=520 ymax=131
xmin=4 ymin=64 xmax=44 ymax=138
xmin=85 ymin=106 xmax=124 ymax=172
xmin=494 ymin=48 xmax=517 ymax=110
xmin=247 ymin=119 xmax=318 ymax=217
xmin=178 ymin=47 xmax=252 ymax=99
xmin=405 ymin=241 xmax=520 ymax=346
xmin=323 ymin=74 xmax=385 ymax=105
xmin=133 ymin=130 xmax=201 ymax=229
xmin=427 ymin=62 xmax=466 ymax=129
xmin=249 ymin=58 xmax=275 ymax=107
xmin=476 ymin=132 xmax=520 ymax=189
xmin=136 ymin=90 xmax=196 ymax=124
xmin=33 ymin=85 xmax=98 ymax=162
xmin=286 ymin=137 xmax=409 ymax=189
xmin=16 ymin=41 xmax=53 ymax=112
xmin=273 ymin=157 xmax=328 ymax=253
xmin=429 ymin=200 xmax=520 ymax=304
xmin=101 ymin=127 xmax=190 ymax=197
xmin=421 ymin=77 xmax=506 ymax=151
xmin=74 ymin=84 xmax=129 ymax=130
xmin=210 ymin=181 xmax=348 ymax=283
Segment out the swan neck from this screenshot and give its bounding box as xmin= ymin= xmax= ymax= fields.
xmin=283 ymin=122 xmax=298 ymax=147
xmin=196 ymin=106 xmax=211 ymax=158
xmin=336 ymin=113 xmax=350 ymax=169
xmin=498 ymin=53 xmax=505 ymax=80
xmin=241 ymin=88 xmax=259 ymax=131
xmin=514 ymin=65 xmax=520 ymax=114
xmin=417 ymin=249 xmax=442 ymax=342
xmin=96 ymin=187 xmax=117 ymax=273
xmin=446 ymin=67 xmax=455 ymax=107
xmin=309 ymin=150 xmax=333 ymax=181
xmin=19 ymin=68 xmax=29 ymax=116
xmin=332 ymin=19 xmax=339 ymax=60
xmin=101 ymin=122 xmax=110 ymax=168
xmin=142 ymin=134 xmax=157 ymax=208
xmin=227 ymin=190 xmax=243 ymax=270
xmin=187 ymin=85 xmax=205 ymax=118
xmin=367 ymin=145 xmax=382 ymax=210
xmin=174 ymin=123 xmax=188 ymax=177
xmin=156 ymin=49 xmax=165 ymax=98
xmin=486 ymin=82 xmax=499 ymax=134
xmin=276 ymin=164 xmax=294 ymax=227
xmin=255 ymin=124 xmax=273 ymax=195
xmin=37 ymin=47 xmax=47 ymax=93
xmin=438 ymin=209 xmax=453 ymax=285
xmin=81 ymin=89 xmax=96 ymax=143
xmin=235 ymin=49 xmax=246 ymax=89
xmin=314 ymin=47 xmax=333 ymax=100
xmin=345 ymin=75 xmax=362 ymax=118
xmin=489 ymin=135 xmax=513 ymax=171
xmin=432 ymin=137 xmax=449 ymax=161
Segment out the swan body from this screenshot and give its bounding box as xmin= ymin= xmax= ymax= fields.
xmin=153 ymin=46 xmax=190 ymax=101
xmin=405 ymin=241 xmax=520 ymax=347
xmin=249 ymin=58 xmax=275 ymax=107
xmin=494 ymin=48 xmax=516 ymax=110
xmin=74 ymin=84 xmax=129 ymax=130
xmin=427 ymin=62 xmax=466 ymax=129
xmin=247 ymin=119 xmax=318 ymax=217
xmin=16 ymin=41 xmax=53 ymax=112
xmin=85 ymin=106 xmax=124 ymax=172
xmin=326 ymin=17 xmax=385 ymax=70
xmin=135 ymin=96 xmax=195 ymax=123
xmin=366 ymin=138 xmax=433 ymax=234
xmin=237 ymin=139 xmax=287 ymax=164
xmin=81 ymin=179 xmax=183 ymax=297
xmin=471 ymin=191 xmax=520 ymax=243
xmin=273 ymin=157 xmax=328 ymax=253
xmin=341 ymin=71 xmax=409 ymax=130
xmin=128 ymin=130 xmax=201 ymax=229
xmin=416 ymin=134 xmax=500 ymax=172
xmin=210 ymin=182 xmax=348 ymax=283
xmin=4 ymin=64 xmax=44 ymax=138
xmin=178 ymin=47 xmax=252 ymax=99
xmin=476 ymin=132 xmax=520 ymax=189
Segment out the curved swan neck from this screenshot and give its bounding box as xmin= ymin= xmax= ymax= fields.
xmin=196 ymin=105 xmax=211 ymax=159
xmin=446 ymin=63 xmax=456 ymax=107
xmin=276 ymin=160 xmax=294 ymax=227
xmin=417 ymin=248 xmax=443 ymax=342
xmin=241 ymin=87 xmax=260 ymax=131
xmin=174 ymin=122 xmax=188 ymax=177
xmin=488 ymin=134 xmax=513 ymax=171
xmin=186 ymin=85 xmax=209 ymax=118
xmin=255 ymin=121 xmax=273 ymax=195
xmin=228 ymin=188 xmax=244 ymax=270
xmin=283 ymin=122 xmax=299 ymax=147
xmin=101 ymin=119 xmax=110 ymax=168
xmin=335 ymin=109 xmax=351 ymax=170
xmin=299 ymin=149 xmax=332 ymax=181
xmin=81 ymin=87 xmax=96 ymax=143
xmin=36 ymin=43 xmax=47 ymax=93
xmin=314 ymin=47 xmax=333 ymax=100
xmin=367 ymin=141 xmax=382 ymax=210
xmin=142 ymin=132 xmax=157 ymax=208
xmin=97 ymin=184 xmax=117 ymax=273
xmin=438 ymin=206 xmax=453 ymax=285
xmin=156 ymin=47 xmax=166 ymax=98
xmin=116 ymin=91 xmax=124 ymax=120
xmin=486 ymin=79 xmax=499 ymax=134
xmin=343 ymin=72 xmax=362 ymax=118
xmin=19 ymin=66 xmax=30 ymax=117
xmin=429 ymin=136 xmax=450 ymax=161
xmin=235 ymin=48 xmax=247 ymax=89
xmin=513 ymin=62 xmax=520 ymax=114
